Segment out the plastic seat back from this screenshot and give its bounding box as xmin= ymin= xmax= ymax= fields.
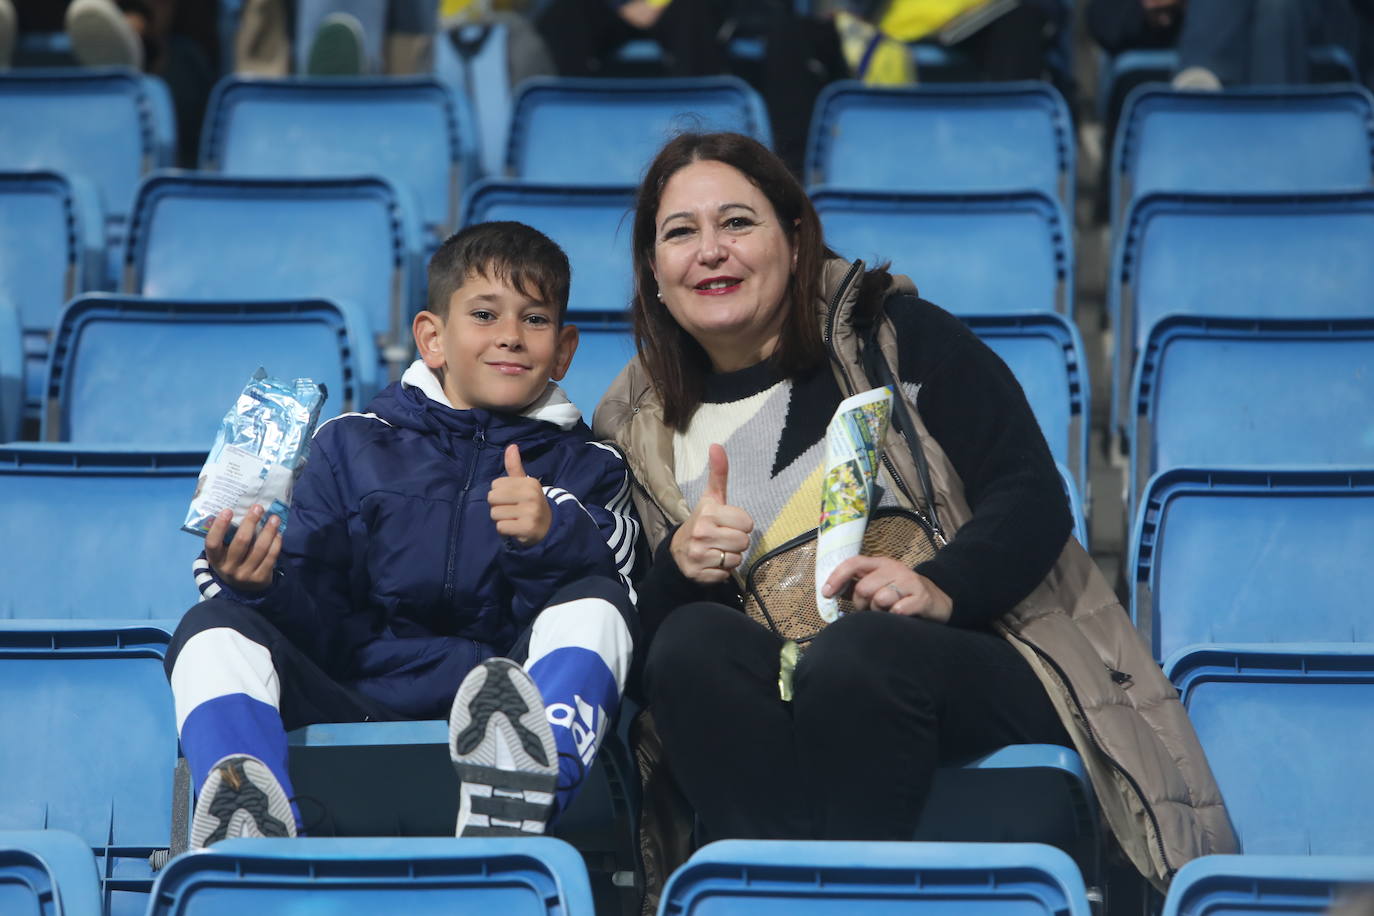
xmin=0 ymin=624 xmax=177 ymax=912
xmin=460 ymin=180 xmax=636 ymax=317
xmin=659 ymin=840 xmax=1092 ymax=914
xmin=0 ymin=830 xmax=103 ymax=916
xmin=1111 ymin=85 xmax=1374 ymax=224
xmin=814 ymin=189 xmax=1074 ymax=317
xmin=1110 ymin=190 xmax=1374 ymax=441
xmin=0 ymin=171 xmax=103 ymax=418
xmin=280 ymin=719 xmax=636 ymax=912
xmin=124 ymin=174 xmax=418 ymax=349
xmin=44 ymin=295 xmax=374 ymax=446
xmin=0 ymin=299 xmax=20 ymax=443
xmin=965 ymin=312 xmax=1088 ymax=502
xmin=148 ymin=837 xmax=595 ymax=915
xmin=1130 ymin=316 xmax=1374 ymax=516
xmin=507 ymin=77 xmax=772 ymax=184
xmin=0 ymin=445 xmax=203 ymax=618
xmin=806 ymin=81 xmax=1076 ymax=212
xmin=559 ymin=317 xmax=635 ymax=419
xmin=201 ymin=76 xmax=477 ymax=246
xmin=0 ymin=70 xmax=173 ymax=253
xmin=1169 ymin=646 xmax=1374 ymax=854
xmin=1132 ymin=469 xmax=1374 ymax=662
xmin=1162 ymin=855 xmax=1374 ymax=916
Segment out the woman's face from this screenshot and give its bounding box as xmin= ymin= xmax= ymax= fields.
xmin=651 ymin=159 xmax=796 ymax=372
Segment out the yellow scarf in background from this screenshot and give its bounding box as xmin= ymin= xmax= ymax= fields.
xmin=879 ymin=0 xmax=995 ymax=42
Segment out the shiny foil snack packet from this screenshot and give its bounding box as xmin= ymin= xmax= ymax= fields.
xmin=183 ymin=368 xmax=327 ymax=541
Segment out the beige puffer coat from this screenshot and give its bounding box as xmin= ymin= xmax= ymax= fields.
xmin=593 ymin=258 xmax=1237 ymax=899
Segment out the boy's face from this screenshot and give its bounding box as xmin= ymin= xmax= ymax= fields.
xmin=415 ymin=274 xmax=578 ymax=413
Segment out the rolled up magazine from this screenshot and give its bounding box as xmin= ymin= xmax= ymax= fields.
xmin=815 ymin=386 xmax=893 ymax=622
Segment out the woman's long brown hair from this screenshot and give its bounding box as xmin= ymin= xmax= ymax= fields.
xmin=631 ymin=132 xmax=835 ymax=429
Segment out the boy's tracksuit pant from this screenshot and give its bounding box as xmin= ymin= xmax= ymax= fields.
xmin=165 ymin=575 xmax=636 ymax=830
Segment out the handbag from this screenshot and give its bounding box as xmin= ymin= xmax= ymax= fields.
xmin=743 ymin=506 xmax=939 ymax=644
xmin=741 ymin=308 xmax=949 ymax=645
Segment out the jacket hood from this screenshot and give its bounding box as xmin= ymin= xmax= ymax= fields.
xmin=365 ymin=360 xmax=585 ymax=445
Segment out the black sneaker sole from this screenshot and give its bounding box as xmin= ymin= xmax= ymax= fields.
xmin=449 ymin=658 xmax=558 ymax=837
xmin=189 ymin=754 xmax=295 ymax=849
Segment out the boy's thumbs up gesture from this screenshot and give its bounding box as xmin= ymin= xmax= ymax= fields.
xmin=489 ymin=444 xmax=552 ymax=546
xmin=670 ymin=443 xmax=755 ymax=584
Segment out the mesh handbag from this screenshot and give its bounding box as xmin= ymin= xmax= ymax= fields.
xmin=742 ymin=506 xmax=938 ymax=644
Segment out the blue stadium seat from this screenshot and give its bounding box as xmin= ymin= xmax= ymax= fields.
xmin=506 ymin=77 xmax=772 ymax=184
xmin=913 ymin=745 xmax=1099 ymax=888
xmin=149 ymin=837 xmax=595 ymax=914
xmin=433 ymin=19 xmax=513 ymax=179
xmin=1109 ymin=190 xmax=1374 ymax=443
xmin=1129 ymin=316 xmax=1374 ymax=517
xmin=0 ymin=624 xmax=179 ymax=916
xmin=1162 ymin=854 xmax=1374 ymax=916
xmin=964 ymin=312 xmax=1089 ymax=504
xmin=0 ymin=298 xmax=20 ymax=443
xmin=805 ymin=81 xmax=1076 ymax=212
xmin=1110 ymin=85 xmax=1374 ymax=226
xmin=813 ymin=189 xmax=1074 ymax=318
xmin=279 ymin=719 xmax=639 ymax=913
xmin=0 ymin=170 xmax=104 ymax=423
xmin=1060 ymin=462 xmax=1088 ymax=550
xmin=1167 ymin=645 xmax=1374 ymax=854
xmin=0 ymin=445 xmax=203 ymax=619
xmin=1131 ymin=468 xmax=1374 ymax=663
xmin=123 ymin=173 xmax=420 ymax=356
xmin=459 ymin=180 xmax=636 ymax=316
xmin=200 ymin=76 xmax=479 ymax=248
xmin=1096 ymin=47 xmax=1360 ymax=127
xmin=0 ymin=70 xmax=176 ymax=278
xmin=43 ymin=295 xmax=377 ymax=446
xmin=0 ymin=830 xmax=103 ymax=916
xmin=658 ymin=840 xmax=1092 ymax=914
xmin=558 ymin=315 xmax=636 ymax=419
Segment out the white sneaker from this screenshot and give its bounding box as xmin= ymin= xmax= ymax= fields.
xmin=1172 ymin=66 xmax=1222 ymax=91
xmin=0 ymin=0 xmax=16 ymax=70
xmin=190 ymin=754 xmax=297 ymax=849
xmin=65 ymin=0 xmax=143 ymax=69
xmin=449 ymin=658 xmax=558 ymax=837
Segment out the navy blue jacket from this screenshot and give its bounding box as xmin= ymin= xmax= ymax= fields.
xmin=195 ymin=362 xmax=640 ymax=717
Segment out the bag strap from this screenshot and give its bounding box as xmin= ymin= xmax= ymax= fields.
xmin=858 ymin=306 xmax=948 ymax=544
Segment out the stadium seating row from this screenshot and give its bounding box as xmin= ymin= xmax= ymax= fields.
xmin=2 ymin=829 xmax=1372 ymax=915
xmin=5 ymin=64 xmax=1374 ymax=916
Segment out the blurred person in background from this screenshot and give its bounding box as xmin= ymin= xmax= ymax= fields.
xmin=1089 ymin=0 xmax=1367 ymax=88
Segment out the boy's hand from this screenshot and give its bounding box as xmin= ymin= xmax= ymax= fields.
xmin=204 ymin=505 xmax=281 ymax=594
xmin=489 ymin=444 xmax=552 ymax=546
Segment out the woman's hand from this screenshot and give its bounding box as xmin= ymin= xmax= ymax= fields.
xmin=204 ymin=505 xmax=281 ymax=594
xmin=671 ymin=444 xmax=755 ymax=585
xmin=822 ymin=555 xmax=953 ymax=622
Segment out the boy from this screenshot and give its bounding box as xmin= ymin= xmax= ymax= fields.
xmin=167 ymin=221 xmax=640 ymax=843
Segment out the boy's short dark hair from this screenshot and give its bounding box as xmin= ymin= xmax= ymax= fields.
xmin=427 ymin=221 xmax=572 ymax=321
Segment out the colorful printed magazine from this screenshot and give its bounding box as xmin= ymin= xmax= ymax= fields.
xmin=815 ymin=386 xmax=893 ymax=622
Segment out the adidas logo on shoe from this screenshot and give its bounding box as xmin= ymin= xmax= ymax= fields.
xmin=190 ymin=754 xmax=296 ymax=849
xmin=449 ymin=658 xmax=558 ymax=837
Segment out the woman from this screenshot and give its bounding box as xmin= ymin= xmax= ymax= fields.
xmin=593 ymin=131 xmax=1235 ymax=897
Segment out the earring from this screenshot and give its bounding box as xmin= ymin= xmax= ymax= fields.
xmin=656 ymin=288 xmax=664 ymax=301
